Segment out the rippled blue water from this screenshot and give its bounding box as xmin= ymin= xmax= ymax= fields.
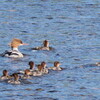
xmin=0 ymin=0 xmax=100 ymax=100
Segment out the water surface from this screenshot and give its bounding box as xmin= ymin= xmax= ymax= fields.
xmin=0 ymin=0 xmax=100 ymax=100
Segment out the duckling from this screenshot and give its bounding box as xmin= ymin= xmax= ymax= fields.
xmin=95 ymin=62 xmax=100 ymax=66
xmin=18 ymin=61 xmax=35 ymax=74
xmin=41 ymin=61 xmax=49 ymax=74
xmin=32 ymin=65 xmax=43 ymax=76
xmin=49 ymin=61 xmax=62 ymax=71
xmin=0 ymin=70 xmax=12 ymax=80
xmin=21 ymin=69 xmax=32 ymax=79
xmin=29 ymin=61 xmax=35 ymax=71
xmin=32 ymin=40 xmax=52 ymax=50
xmin=8 ymin=73 xmax=20 ymax=84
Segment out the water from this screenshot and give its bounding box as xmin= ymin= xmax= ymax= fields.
xmin=0 ymin=0 xmax=100 ymax=100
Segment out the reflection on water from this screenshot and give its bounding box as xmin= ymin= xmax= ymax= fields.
xmin=0 ymin=0 xmax=100 ymax=100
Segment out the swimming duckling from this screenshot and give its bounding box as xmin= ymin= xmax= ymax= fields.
xmin=18 ymin=61 xmax=35 ymax=74
xmin=32 ymin=40 xmax=52 ymax=50
xmin=32 ymin=65 xmax=43 ymax=76
xmin=29 ymin=61 xmax=35 ymax=71
xmin=21 ymin=69 xmax=31 ymax=79
xmin=41 ymin=61 xmax=48 ymax=74
xmin=0 ymin=70 xmax=12 ymax=80
xmin=49 ymin=61 xmax=62 ymax=71
xmin=8 ymin=73 xmax=20 ymax=84
xmin=95 ymin=62 xmax=100 ymax=66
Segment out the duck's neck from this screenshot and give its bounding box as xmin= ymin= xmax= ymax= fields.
xmin=55 ymin=65 xmax=59 ymax=68
xmin=30 ymin=66 xmax=34 ymax=70
xmin=3 ymin=74 xmax=7 ymax=77
xmin=12 ymin=47 xmax=19 ymax=51
xmin=15 ymin=77 xmax=19 ymax=81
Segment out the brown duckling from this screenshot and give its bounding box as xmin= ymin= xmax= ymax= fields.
xmin=8 ymin=73 xmax=20 ymax=84
xmin=18 ymin=61 xmax=35 ymax=74
xmin=32 ymin=65 xmax=43 ymax=76
xmin=49 ymin=61 xmax=62 ymax=71
xmin=0 ymin=70 xmax=12 ymax=80
xmin=41 ymin=61 xmax=48 ymax=74
xmin=32 ymin=40 xmax=52 ymax=50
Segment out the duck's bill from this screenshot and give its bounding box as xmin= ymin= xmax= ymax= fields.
xmin=22 ymin=43 xmax=29 ymax=45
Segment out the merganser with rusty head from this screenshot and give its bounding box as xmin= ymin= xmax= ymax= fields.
xmin=32 ymin=40 xmax=52 ymax=50
xmin=8 ymin=73 xmax=20 ymax=84
xmin=2 ymin=38 xmax=28 ymax=58
xmin=49 ymin=61 xmax=62 ymax=71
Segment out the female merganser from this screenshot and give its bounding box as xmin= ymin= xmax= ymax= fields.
xmin=21 ymin=69 xmax=31 ymax=79
xmin=2 ymin=38 xmax=28 ymax=58
xmin=32 ymin=65 xmax=43 ymax=76
xmin=41 ymin=61 xmax=49 ymax=74
xmin=8 ymin=73 xmax=20 ymax=84
xmin=49 ymin=61 xmax=62 ymax=71
xmin=32 ymin=40 xmax=52 ymax=50
xmin=0 ymin=70 xmax=12 ymax=80
xmin=95 ymin=62 xmax=100 ymax=66
xmin=18 ymin=61 xmax=35 ymax=74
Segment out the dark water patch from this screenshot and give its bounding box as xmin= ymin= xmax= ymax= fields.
xmin=67 ymin=79 xmax=76 ymax=82
xmin=28 ymin=4 xmax=44 ymax=7
xmin=34 ymin=97 xmax=58 ymax=100
xmin=80 ymin=86 xmax=87 ymax=89
xmin=35 ymin=88 xmax=44 ymax=91
xmin=46 ymin=16 xmax=53 ymax=20
xmin=48 ymin=90 xmax=59 ymax=93
xmin=40 ymin=83 xmax=54 ymax=88
xmin=80 ymin=64 xmax=98 ymax=68
xmin=69 ymin=94 xmax=98 ymax=100
xmin=31 ymin=16 xmax=37 ymax=19
xmin=31 ymin=23 xmax=38 ymax=25
xmin=53 ymin=21 xmax=65 ymax=24
xmin=21 ymin=31 xmax=28 ymax=33
xmin=25 ymin=88 xmax=32 ymax=91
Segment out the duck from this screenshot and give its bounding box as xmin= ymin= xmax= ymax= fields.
xmin=95 ymin=62 xmax=100 ymax=66
xmin=48 ymin=61 xmax=62 ymax=71
xmin=21 ymin=69 xmax=31 ymax=79
xmin=0 ymin=70 xmax=12 ymax=80
xmin=8 ymin=73 xmax=20 ymax=84
xmin=31 ymin=65 xmax=43 ymax=76
xmin=32 ymin=40 xmax=52 ymax=50
xmin=2 ymin=38 xmax=28 ymax=58
xmin=18 ymin=61 xmax=35 ymax=74
xmin=41 ymin=61 xmax=49 ymax=74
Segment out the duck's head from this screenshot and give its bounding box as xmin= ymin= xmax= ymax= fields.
xmin=41 ymin=61 xmax=47 ymax=68
xmin=54 ymin=61 xmax=61 ymax=67
xmin=43 ymin=40 xmax=49 ymax=47
xmin=28 ymin=61 xmax=34 ymax=69
xmin=24 ymin=69 xmax=31 ymax=75
xmin=9 ymin=38 xmax=28 ymax=48
xmin=3 ymin=70 xmax=8 ymax=76
xmin=96 ymin=62 xmax=100 ymax=66
xmin=37 ymin=65 xmax=43 ymax=72
xmin=12 ymin=73 xmax=19 ymax=81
